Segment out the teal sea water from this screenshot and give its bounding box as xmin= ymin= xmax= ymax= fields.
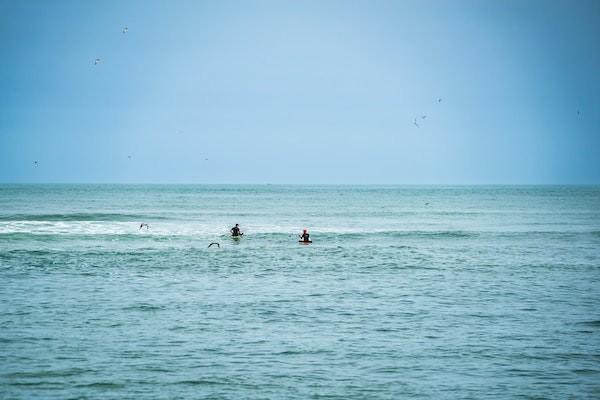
xmin=1 ymin=185 xmax=599 ymax=399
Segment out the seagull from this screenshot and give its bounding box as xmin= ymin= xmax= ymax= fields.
xmin=421 ymin=115 xmax=427 ymax=119
xmin=33 ymin=161 xmax=38 ymax=167
xmin=577 ymin=110 xmax=581 ymax=116
xmin=122 ymin=26 xmax=128 ymax=34
xmin=139 ymin=223 xmax=149 ymax=230
xmin=94 ymin=58 xmax=101 ymax=65
xmin=127 ymin=155 xmax=132 ymax=160
xmin=438 ymin=98 xmax=442 ymax=103
xmin=413 ymin=118 xmax=420 ymax=128
xmin=208 ymin=242 xmax=220 ymax=248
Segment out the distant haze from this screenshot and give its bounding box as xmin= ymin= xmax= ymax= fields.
xmin=0 ymin=0 xmax=599 ymax=184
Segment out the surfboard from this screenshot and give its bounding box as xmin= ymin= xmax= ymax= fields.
xmin=299 ymin=240 xmax=312 ymax=244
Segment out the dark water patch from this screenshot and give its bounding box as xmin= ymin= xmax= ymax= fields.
xmin=573 ymin=369 xmax=600 ymax=375
xmin=3 ymin=368 xmax=91 ymax=379
xmin=168 ymin=325 xmax=188 ymax=331
xmin=274 ymin=349 xmax=334 ymax=356
xmin=75 ymin=382 xmax=126 ymax=389
xmin=1 ymin=248 xmax=186 ymax=260
xmin=0 ymin=249 xmax=55 ymax=257
xmin=387 ymin=245 xmax=412 ymax=250
xmin=1 ymin=310 xmax=33 ymax=317
xmin=467 ymin=313 xmax=495 ymax=318
xmin=174 ymin=379 xmax=227 ymax=386
xmin=394 ymin=230 xmax=476 ymax=239
xmin=0 ymin=213 xmax=166 ymax=222
xmin=122 ymin=303 xmax=166 ymax=312
xmin=138 ymin=366 xmax=173 ymax=373
xmin=373 ymin=367 xmax=402 ymax=373
xmin=551 ymin=352 xmax=600 ymax=361
xmin=311 ymin=230 xmax=479 ymax=241
xmin=0 ymin=233 xmax=58 ymax=241
xmin=374 ymin=328 xmax=397 ymax=333
xmin=246 ymin=230 xmax=479 ymax=241
xmin=5 ymin=381 xmax=65 ymax=387
xmin=492 ymin=231 xmax=589 ymax=240
xmin=575 ymin=320 xmax=600 ymax=327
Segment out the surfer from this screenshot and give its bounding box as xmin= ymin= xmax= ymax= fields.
xmin=299 ymin=229 xmax=310 ymax=243
xmin=231 ymin=224 xmax=243 ymax=237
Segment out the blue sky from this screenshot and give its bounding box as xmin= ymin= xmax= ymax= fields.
xmin=0 ymin=0 xmax=598 ymax=183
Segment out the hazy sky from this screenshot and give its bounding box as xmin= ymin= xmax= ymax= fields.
xmin=1 ymin=0 xmax=598 ymax=183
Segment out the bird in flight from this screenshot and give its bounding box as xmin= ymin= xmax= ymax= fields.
xmin=413 ymin=118 xmax=420 ymax=128
xmin=122 ymin=26 xmax=128 ymax=34
xmin=127 ymin=155 xmax=132 ymax=160
xmin=208 ymin=242 xmax=220 ymax=248
xmin=94 ymin=58 xmax=101 ymax=65
xmin=438 ymin=98 xmax=442 ymax=103
xmin=33 ymin=161 xmax=38 ymax=167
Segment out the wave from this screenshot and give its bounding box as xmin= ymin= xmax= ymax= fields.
xmin=0 ymin=232 xmax=186 ymax=241
xmin=254 ymin=230 xmax=476 ymax=239
xmin=576 ymin=320 xmax=600 ymax=327
xmin=2 ymin=368 xmax=91 ymax=379
xmin=1 ymin=224 xmax=597 ymax=241
xmin=0 ymin=213 xmax=166 ymax=222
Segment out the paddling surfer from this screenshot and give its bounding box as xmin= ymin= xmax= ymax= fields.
xmin=299 ymin=229 xmax=310 ymax=243
xmin=231 ymin=224 xmax=243 ymax=237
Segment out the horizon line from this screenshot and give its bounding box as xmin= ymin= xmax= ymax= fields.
xmin=1 ymin=182 xmax=599 ymax=186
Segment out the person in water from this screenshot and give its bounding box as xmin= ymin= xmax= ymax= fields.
xmin=231 ymin=224 xmax=243 ymax=237
xmin=299 ymin=229 xmax=310 ymax=242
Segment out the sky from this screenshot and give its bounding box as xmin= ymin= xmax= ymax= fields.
xmin=0 ymin=0 xmax=598 ymax=184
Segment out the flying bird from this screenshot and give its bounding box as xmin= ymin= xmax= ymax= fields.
xmin=94 ymin=58 xmax=101 ymax=65
xmin=421 ymin=115 xmax=427 ymax=119
xmin=413 ymin=118 xmax=420 ymax=128
xmin=139 ymin=223 xmax=149 ymax=230
xmin=128 ymin=155 xmax=132 ymax=160
xmin=33 ymin=161 xmax=38 ymax=167
xmin=438 ymin=98 xmax=442 ymax=103
xmin=122 ymin=26 xmax=128 ymax=34
xmin=208 ymin=242 xmax=220 ymax=248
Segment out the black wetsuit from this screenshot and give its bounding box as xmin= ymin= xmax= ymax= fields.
xmin=231 ymin=226 xmax=241 ymax=236
xmin=300 ymin=233 xmax=310 ymax=242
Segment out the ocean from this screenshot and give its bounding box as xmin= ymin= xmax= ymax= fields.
xmin=1 ymin=184 xmax=599 ymax=399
